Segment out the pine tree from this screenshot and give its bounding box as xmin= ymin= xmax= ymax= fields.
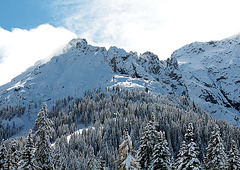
xmin=3 ymin=149 xmax=11 ymax=170
xmin=137 ymin=115 xmax=158 ymax=169
xmin=53 ymin=139 xmax=65 ymax=170
xmin=86 ymin=147 xmax=98 ymax=170
xmin=115 ymin=130 xmax=140 ymax=170
xmin=10 ymin=139 xmax=20 ymax=169
xmin=0 ymin=140 xmax=6 ymax=169
xmin=97 ymin=155 xmax=106 ymax=170
xmin=35 ymin=103 xmax=54 ymax=170
xmin=18 ymin=129 xmax=39 ymax=170
xmin=175 ymin=140 xmax=188 ymax=170
xmin=175 ymin=123 xmax=202 ymax=170
xmin=149 ymin=131 xmax=172 ymax=170
xmin=228 ymin=140 xmax=240 ymax=170
xmin=204 ymin=124 xmax=228 ymax=169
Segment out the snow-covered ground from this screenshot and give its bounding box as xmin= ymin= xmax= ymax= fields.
xmin=51 ymin=126 xmax=95 ymax=148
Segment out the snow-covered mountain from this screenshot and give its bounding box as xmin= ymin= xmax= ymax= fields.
xmin=172 ymin=35 xmax=240 ymax=124
xmin=0 ymin=38 xmax=186 ymax=108
xmin=0 ymin=35 xmax=239 ymax=128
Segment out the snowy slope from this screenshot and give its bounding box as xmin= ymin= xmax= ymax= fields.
xmin=172 ymin=35 xmax=240 ymax=124
xmin=0 ymin=39 xmax=112 ymax=107
xmin=0 ymin=38 xmax=186 ymax=109
xmin=0 ymin=35 xmax=239 ymax=133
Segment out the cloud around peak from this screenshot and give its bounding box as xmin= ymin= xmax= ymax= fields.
xmin=51 ymin=0 xmax=240 ymax=60
xmin=0 ymin=24 xmax=77 ymax=86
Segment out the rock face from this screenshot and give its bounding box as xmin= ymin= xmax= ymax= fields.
xmin=0 ymin=35 xmax=239 ymax=126
xmin=172 ymin=35 xmax=240 ymax=123
xmin=0 ymin=38 xmax=186 ymax=108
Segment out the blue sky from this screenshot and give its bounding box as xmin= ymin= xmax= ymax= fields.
xmin=1 ymin=0 xmax=240 ymax=85
xmin=0 ymin=0 xmax=52 ymax=31
xmin=0 ymin=0 xmax=77 ymax=85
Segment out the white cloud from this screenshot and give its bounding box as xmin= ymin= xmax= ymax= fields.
xmin=52 ymin=0 xmax=240 ymax=59
xmin=0 ymin=24 xmax=77 ymax=85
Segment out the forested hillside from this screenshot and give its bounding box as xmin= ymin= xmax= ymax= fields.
xmin=1 ymin=87 xmax=239 ymax=169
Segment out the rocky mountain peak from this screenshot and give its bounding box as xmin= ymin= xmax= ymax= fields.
xmin=0 ymin=34 xmax=239 ymax=128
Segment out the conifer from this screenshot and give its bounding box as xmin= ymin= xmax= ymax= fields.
xmin=18 ymin=129 xmax=39 ymax=170
xmin=115 ymin=130 xmax=140 ymax=170
xmin=53 ymin=139 xmax=65 ymax=170
xmin=137 ymin=114 xmax=158 ymax=169
xmin=149 ymin=131 xmax=172 ymax=170
xmin=175 ymin=123 xmax=201 ymax=170
xmin=10 ymin=139 xmax=20 ymax=169
xmin=34 ymin=103 xmax=54 ymax=170
xmin=96 ymin=155 xmax=106 ymax=170
xmin=0 ymin=140 xmax=6 ymax=169
xmin=3 ymin=149 xmax=11 ymax=170
xmin=204 ymin=124 xmax=228 ymax=169
xmin=228 ymin=140 xmax=240 ymax=170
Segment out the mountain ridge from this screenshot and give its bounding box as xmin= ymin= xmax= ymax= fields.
xmin=0 ymin=35 xmax=239 ymax=132
xmin=172 ymin=35 xmax=240 ymax=124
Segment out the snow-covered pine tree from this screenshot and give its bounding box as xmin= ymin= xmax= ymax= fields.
xmin=53 ymin=138 xmax=65 ymax=170
xmin=149 ymin=131 xmax=172 ymax=170
xmin=175 ymin=140 xmax=188 ymax=170
xmin=115 ymin=130 xmax=140 ymax=170
xmin=3 ymin=148 xmax=11 ymax=170
xmin=184 ymin=122 xmax=194 ymax=143
xmin=137 ymin=114 xmax=158 ymax=169
xmin=0 ymin=140 xmax=6 ymax=169
xmin=10 ymin=139 xmax=21 ymax=169
xmin=86 ymin=147 xmax=98 ymax=170
xmin=228 ymin=140 xmax=240 ymax=170
xmin=96 ymin=155 xmax=106 ymax=170
xmin=186 ymin=137 xmax=202 ymax=169
xmin=34 ymin=103 xmax=54 ymax=170
xmin=204 ymin=124 xmax=228 ymax=169
xmin=18 ymin=129 xmax=39 ymax=170
xmin=175 ymin=123 xmax=202 ymax=170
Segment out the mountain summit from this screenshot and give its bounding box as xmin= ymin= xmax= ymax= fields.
xmin=0 ymin=36 xmax=239 ymax=127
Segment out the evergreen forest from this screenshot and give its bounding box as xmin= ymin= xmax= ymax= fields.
xmin=0 ymin=87 xmax=239 ymax=169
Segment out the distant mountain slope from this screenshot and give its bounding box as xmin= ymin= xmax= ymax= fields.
xmin=172 ymin=35 xmax=240 ymax=124
xmin=0 ymin=35 xmax=239 ymax=130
